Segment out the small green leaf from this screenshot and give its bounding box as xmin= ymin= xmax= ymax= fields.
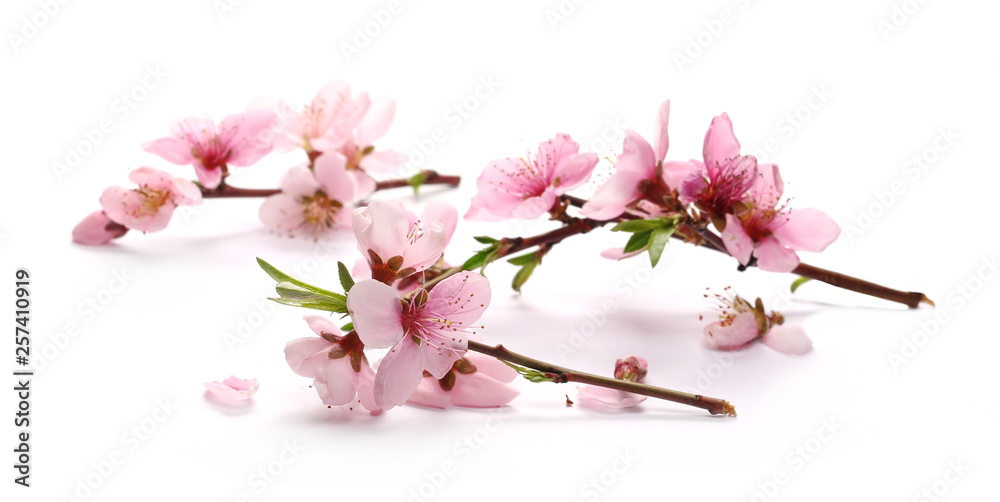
xmin=647 ymin=225 xmax=676 ymax=267
xmin=257 ymin=258 xmax=342 ymax=299
xmin=790 ymin=276 xmax=813 ymax=293
xmin=462 ymin=250 xmax=489 ymax=271
xmin=272 ymin=281 xmax=348 ymax=314
xmin=506 ymin=251 xmax=537 ymax=266
xmin=473 ymin=236 xmax=498 ymax=244
xmin=461 ymin=243 xmax=500 ymax=272
xmin=337 ymin=261 xmax=355 ymax=293
xmin=340 ymin=322 xmax=354 ymax=332
xmin=407 ymin=171 xmax=427 ymax=194
xmin=511 ymin=260 xmax=538 ymax=293
xmin=610 ymin=216 xmax=680 ymax=233
xmin=501 ymin=361 xmax=557 ymax=383
xmin=623 ymin=229 xmax=653 ymax=253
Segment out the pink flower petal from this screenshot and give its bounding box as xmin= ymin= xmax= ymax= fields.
xmin=465 ymin=353 xmax=517 ymax=383
xmin=258 ymin=194 xmax=304 ymax=235
xmin=465 ymin=158 xmax=539 ymax=222
xmin=353 ymin=201 xmax=408 ymax=262
xmin=771 ymin=208 xmax=841 ymax=253
xmin=661 ymin=159 xmax=704 ymax=193
xmin=420 ymin=341 xmax=459 ymax=379
xmin=356 ymin=97 xmax=395 ymax=146
xmin=347 ymin=279 xmax=405 ymax=348
xmin=406 ymin=376 xmax=453 ymax=409
xmin=577 ymin=386 xmax=646 ymax=408
xmin=193 ymin=163 xmax=224 ymax=190
xmin=373 ymin=336 xmax=424 ymax=409
xmin=721 ymin=214 xmax=754 ymax=265
xmin=600 ymin=246 xmax=645 ymax=261
xmin=551 ymin=152 xmax=599 ymax=194
xmin=426 ymin=271 xmax=491 ymax=328
xmin=401 ymin=222 xmax=446 ymax=272
xmin=284 ymin=336 xmax=335 ymax=378
xmin=313 ymin=152 xmax=356 ymax=203
xmin=511 ymin=191 xmax=557 ymax=220
xmin=222 ymin=109 xmax=276 ymax=167
xmin=748 ymin=163 xmax=784 ymax=209
xmin=762 ymin=325 xmax=813 ymax=355
xmin=704 ymin=311 xmax=759 ymax=350
xmin=703 ymin=113 xmax=741 ymax=172
xmin=534 ymin=133 xmax=581 ymax=180
xmin=451 ymin=372 xmax=519 ymax=408
xmin=579 ymin=169 xmax=648 ymax=221
xmin=652 ymin=99 xmax=671 ymax=162
xmin=615 ymin=130 xmax=657 ymax=178
xmin=359 ymin=149 xmax=407 ymax=174
xmin=142 ymin=137 xmax=195 ymax=165
xmin=72 ymin=211 xmax=127 ymax=245
xmin=204 ymin=375 xmax=259 ymax=401
xmin=754 ymin=236 xmax=800 ymax=273
xmin=313 ymin=358 xmax=358 ymax=406
xmin=421 ymin=200 xmax=458 ymax=247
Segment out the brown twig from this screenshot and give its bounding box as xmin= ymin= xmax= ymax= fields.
xmin=468 ymin=341 xmax=736 ymax=416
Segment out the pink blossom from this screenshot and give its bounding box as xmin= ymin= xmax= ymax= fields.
xmin=406 ymin=353 xmax=518 ymax=409
xmin=353 ymin=200 xmax=447 ymax=285
xmin=337 ymin=97 xmax=407 ymax=174
xmin=99 ymin=167 xmax=202 ymax=233
xmin=261 ymin=80 xmax=369 ymax=153
xmin=284 ymin=315 xmax=380 ymax=413
xmin=72 ymin=210 xmax=128 ymax=245
xmin=577 ymin=356 xmax=648 ymax=409
xmin=720 ymin=164 xmax=840 ymax=272
xmin=702 ymin=289 xmax=812 ymax=354
xmin=143 ymin=110 xmax=276 ymax=189
xmin=679 ymin=113 xmax=760 ymax=221
xmin=204 ymin=375 xmax=259 ymax=401
xmin=256 ymin=82 xmax=405 ymax=173
xmin=352 ymin=200 xmax=459 ymax=293
xmin=347 ymin=271 xmax=491 ymax=409
xmin=581 ymin=101 xmax=702 ymax=221
xmin=259 ymin=153 xmax=375 ymax=239
xmin=466 ymin=134 xmax=599 ymax=221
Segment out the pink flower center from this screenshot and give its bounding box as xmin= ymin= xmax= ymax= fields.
xmin=132 ymin=186 xmax=171 ymax=218
xmin=298 ymin=190 xmax=343 ymax=235
xmin=490 ymin=158 xmax=549 ymax=199
xmin=401 ymin=287 xmax=483 ymax=358
xmin=191 ymin=137 xmax=232 ymax=172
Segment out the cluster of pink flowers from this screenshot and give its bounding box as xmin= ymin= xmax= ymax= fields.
xmin=73 ymin=81 xmax=406 ymax=245
xmin=283 ymin=200 xmax=518 ymax=414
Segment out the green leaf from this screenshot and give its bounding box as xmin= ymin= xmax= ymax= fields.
xmin=267 ymin=297 xmax=346 ymax=312
xmin=461 ymin=243 xmax=500 ymax=272
xmin=623 ymin=229 xmax=653 ymax=253
xmin=407 ymin=171 xmax=427 ymax=194
xmin=512 ymin=260 xmax=538 ymax=293
xmin=340 ymin=322 xmax=354 ymax=332
xmin=257 ymin=258 xmax=342 ymax=299
xmin=647 ymin=225 xmax=676 ymax=267
xmin=462 ymin=250 xmax=489 ymax=271
xmin=610 ymin=217 xmax=680 ymax=233
xmin=501 ymin=361 xmax=557 ymax=383
xmin=337 ymin=261 xmax=355 ymax=293
xmin=473 ymin=236 xmax=498 ymax=244
xmin=790 ymin=276 xmax=813 ymax=293
xmin=506 ymin=251 xmax=537 ymax=266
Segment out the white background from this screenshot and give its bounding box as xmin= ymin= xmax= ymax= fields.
xmin=3 ymin=0 xmax=999 ymax=500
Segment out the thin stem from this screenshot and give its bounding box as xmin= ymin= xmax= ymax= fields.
xmin=558 ymin=194 xmax=931 ymax=309
xmin=467 ymin=341 xmax=736 ymax=416
xmin=791 ymin=263 xmax=935 ymax=308
xmin=200 ymin=170 xmax=461 ymax=199
xmin=375 ymin=171 xmax=461 ymax=190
